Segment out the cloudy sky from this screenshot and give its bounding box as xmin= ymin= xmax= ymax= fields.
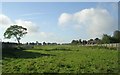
xmin=0 ymin=2 xmax=118 ymax=43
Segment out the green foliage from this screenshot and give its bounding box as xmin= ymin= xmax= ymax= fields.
xmin=2 ymin=45 xmax=118 ymax=73
xmin=71 ymin=30 xmax=120 ymax=45
xmin=71 ymin=39 xmax=83 ymax=45
xmin=71 ymin=40 xmax=79 ymax=45
xmin=4 ymin=25 xmax=27 ymax=44
xmin=102 ymin=34 xmax=112 ymax=44
xmin=113 ymin=30 xmax=120 ymax=43
xmin=101 ymin=30 xmax=120 ymax=43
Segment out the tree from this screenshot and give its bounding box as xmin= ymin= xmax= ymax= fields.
xmin=71 ymin=40 xmax=79 ymax=45
xmin=82 ymin=40 xmax=87 ymax=45
xmin=101 ymin=34 xmax=111 ymax=44
xmin=113 ymin=30 xmax=120 ymax=43
xmin=89 ymin=39 xmax=93 ymax=41
xmin=36 ymin=41 xmax=39 ymax=45
xmin=43 ymin=42 xmax=46 ymax=45
xmin=4 ymin=25 xmax=27 ymax=44
xmin=87 ymin=39 xmax=94 ymax=44
xmin=79 ymin=39 xmax=82 ymax=44
xmin=94 ymin=38 xmax=101 ymax=44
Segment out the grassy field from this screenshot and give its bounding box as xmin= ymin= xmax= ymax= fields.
xmin=2 ymin=45 xmax=119 ymax=73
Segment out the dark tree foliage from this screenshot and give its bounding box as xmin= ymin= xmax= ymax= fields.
xmin=101 ymin=34 xmax=111 ymax=44
xmin=36 ymin=41 xmax=39 ymax=45
xmin=79 ymin=39 xmax=82 ymax=44
xmin=94 ymin=38 xmax=101 ymax=44
xmin=113 ymin=30 xmax=120 ymax=43
xmin=71 ymin=40 xmax=79 ymax=45
xmin=82 ymin=40 xmax=87 ymax=45
xmin=43 ymin=42 xmax=46 ymax=45
xmin=101 ymin=30 xmax=120 ymax=44
xmin=4 ymin=25 xmax=27 ymax=44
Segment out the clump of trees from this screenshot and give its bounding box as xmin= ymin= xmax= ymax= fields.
xmin=102 ymin=30 xmax=120 ymax=44
xmin=43 ymin=42 xmax=57 ymax=45
xmin=71 ymin=39 xmax=82 ymax=45
xmin=71 ymin=38 xmax=100 ymax=45
xmin=71 ymin=30 xmax=120 ymax=45
xmin=26 ymin=41 xmax=58 ymax=45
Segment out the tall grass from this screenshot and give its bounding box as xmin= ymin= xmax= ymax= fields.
xmin=2 ymin=45 xmax=118 ymax=73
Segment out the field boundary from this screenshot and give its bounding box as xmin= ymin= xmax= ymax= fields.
xmin=84 ymin=43 xmax=120 ymax=50
xmin=2 ymin=42 xmax=120 ymax=50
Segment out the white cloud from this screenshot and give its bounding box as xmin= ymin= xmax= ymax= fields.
xmin=0 ymin=14 xmax=39 ymax=42
xmin=0 ymin=14 xmax=12 ymax=27
xmin=0 ymin=14 xmax=39 ymax=33
xmin=15 ymin=19 xmax=39 ymax=33
xmin=19 ymin=31 xmax=55 ymax=43
xmin=58 ymin=13 xmax=73 ymax=27
xmin=58 ymin=8 xmax=117 ymax=39
xmin=0 ymin=14 xmax=55 ymax=43
xmin=39 ymin=32 xmax=54 ymax=38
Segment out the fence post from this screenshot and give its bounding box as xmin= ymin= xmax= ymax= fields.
xmin=117 ymin=43 xmax=120 ymax=50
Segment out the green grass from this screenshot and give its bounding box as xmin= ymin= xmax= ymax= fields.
xmin=2 ymin=45 xmax=119 ymax=73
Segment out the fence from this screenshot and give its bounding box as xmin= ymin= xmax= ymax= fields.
xmin=85 ymin=43 xmax=120 ymax=50
xmin=1 ymin=42 xmax=120 ymax=50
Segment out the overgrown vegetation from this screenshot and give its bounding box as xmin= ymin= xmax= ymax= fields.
xmin=2 ymin=45 xmax=118 ymax=73
xmin=2 ymin=26 xmax=119 ymax=74
xmin=71 ymin=30 xmax=120 ymax=45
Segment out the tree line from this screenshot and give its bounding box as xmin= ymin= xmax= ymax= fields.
xmin=71 ymin=30 xmax=120 ymax=45
xmin=3 ymin=25 xmax=120 ymax=45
